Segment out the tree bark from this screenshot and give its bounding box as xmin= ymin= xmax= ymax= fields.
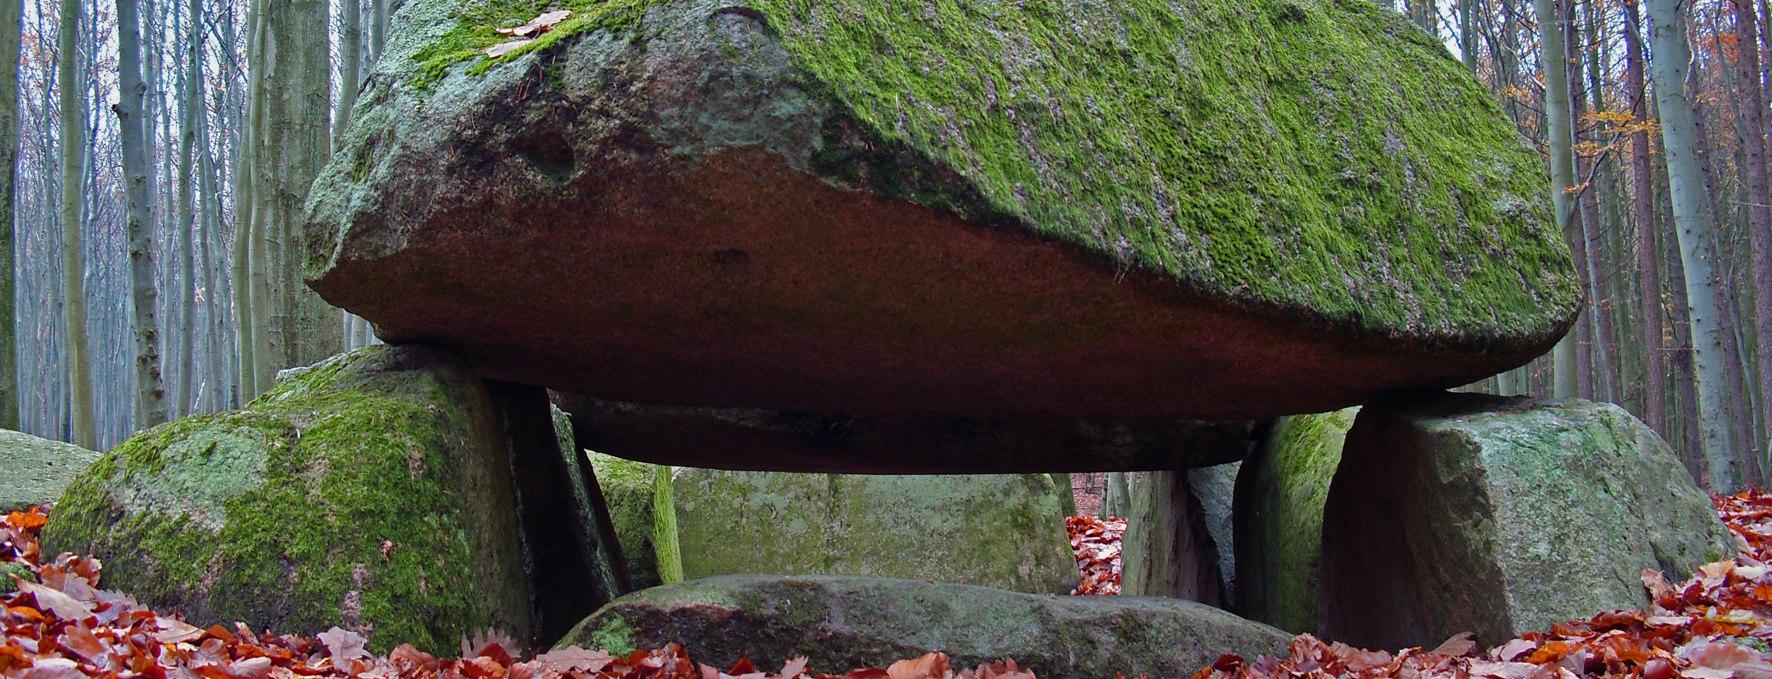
xmin=116 ymin=0 xmax=170 ymax=430
xmin=1732 ymin=0 xmax=1772 ymax=484
xmin=57 ymin=0 xmax=94 ymax=449
xmin=0 ymin=0 xmax=20 ymax=430
xmin=1625 ymin=0 xmax=1667 ymax=437
xmin=1538 ymin=0 xmax=1582 ymax=399
xmin=1648 ymin=0 xmax=1742 ymax=491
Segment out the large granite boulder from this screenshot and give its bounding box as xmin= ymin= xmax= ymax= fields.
xmin=1235 ymin=407 xmax=1360 ymax=633
xmin=43 ymin=347 xmax=545 ymax=653
xmin=0 ymin=430 xmax=98 ymax=511
xmin=559 ymin=575 xmax=1292 ymax=678
xmin=306 ymin=0 xmax=1579 ymax=427
xmin=555 ymin=394 xmax=1256 ymax=472
xmin=1318 ymin=395 xmax=1733 ymax=650
xmin=672 ymin=469 xmax=1074 ymax=594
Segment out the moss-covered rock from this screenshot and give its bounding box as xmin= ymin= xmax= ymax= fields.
xmin=42 ymin=346 xmax=531 ymax=654
xmin=1318 ymin=394 xmax=1733 ymax=649
xmin=671 ymin=469 xmax=1074 ymax=594
xmin=0 ymin=429 xmax=98 ymax=511
xmin=558 ymin=575 xmax=1292 ymax=677
xmin=1234 ymin=407 xmax=1359 ymax=633
xmin=585 ymin=452 xmax=677 ymax=588
xmin=306 ymin=0 xmax=1578 ymax=423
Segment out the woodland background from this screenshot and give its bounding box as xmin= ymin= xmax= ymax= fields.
xmin=2 ymin=0 xmax=1769 ymax=489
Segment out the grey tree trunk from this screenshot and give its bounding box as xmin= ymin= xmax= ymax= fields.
xmin=1625 ymin=0 xmax=1666 ymax=436
xmin=1538 ymin=0 xmax=1581 ymax=399
xmin=57 ymin=0 xmax=94 ymax=449
xmin=1648 ymin=0 xmax=1742 ymax=492
xmin=246 ymin=0 xmax=339 ymax=379
xmin=0 ymin=0 xmax=20 ymax=430
xmin=174 ymin=0 xmax=203 ymax=415
xmin=116 ymin=0 xmax=169 ymax=430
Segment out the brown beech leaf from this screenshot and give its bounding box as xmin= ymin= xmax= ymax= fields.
xmin=1430 ymin=632 xmax=1478 ymax=657
xmin=535 ymin=646 xmax=615 ymax=673
xmin=318 ymin=626 xmax=369 ymax=665
xmin=15 ymin=580 xmax=92 ymax=621
xmin=485 ymin=39 xmax=533 ymax=58
xmin=887 ymin=652 xmax=952 ymax=679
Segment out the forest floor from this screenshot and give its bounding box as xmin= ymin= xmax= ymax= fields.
xmin=6 ymin=495 xmax=1772 ymax=679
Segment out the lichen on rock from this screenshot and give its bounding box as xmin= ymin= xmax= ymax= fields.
xmin=42 ymin=346 xmax=532 ymax=654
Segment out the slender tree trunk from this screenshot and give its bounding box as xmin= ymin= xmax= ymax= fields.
xmin=57 ymin=0 xmax=94 ymax=449
xmin=1460 ymin=0 xmax=1479 ymax=72
xmin=117 ymin=0 xmax=170 ymax=430
xmin=0 ymin=0 xmax=21 ymax=431
xmin=1648 ymin=0 xmax=1742 ymax=491
xmin=1626 ymin=0 xmax=1667 ymax=436
xmin=1732 ymin=0 xmax=1772 ymax=484
xmin=234 ymin=2 xmax=261 ymax=397
xmin=175 ymin=0 xmax=203 ymax=415
xmin=1538 ymin=0 xmax=1582 ymax=399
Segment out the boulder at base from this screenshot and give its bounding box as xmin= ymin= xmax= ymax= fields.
xmin=1234 ymin=407 xmax=1360 ymax=633
xmin=306 ymin=0 xmax=1579 ymax=424
xmin=558 ymin=575 xmax=1292 ymax=678
xmin=555 ymin=394 xmax=1256 ymax=473
xmin=43 ymin=346 xmax=532 ymax=653
xmin=0 ymin=429 xmax=98 ymax=511
xmin=672 ymin=469 xmax=1074 ymax=594
xmin=586 ymin=451 xmax=679 ymax=589
xmin=1318 ymin=394 xmax=1733 ymax=649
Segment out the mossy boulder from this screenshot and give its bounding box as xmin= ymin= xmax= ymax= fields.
xmin=0 ymin=429 xmax=98 ymax=511
xmin=555 ymin=394 xmax=1256 ymax=472
xmin=306 ymin=0 xmax=1578 ymax=424
xmin=558 ymin=575 xmax=1292 ymax=678
xmin=1318 ymin=394 xmax=1733 ymax=650
xmin=585 ymin=451 xmax=677 ymax=588
xmin=1234 ymin=407 xmax=1359 ymax=633
xmin=42 ymin=346 xmax=532 ymax=654
xmin=672 ymin=469 xmax=1074 ymax=594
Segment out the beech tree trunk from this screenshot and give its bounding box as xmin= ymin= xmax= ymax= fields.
xmin=0 ymin=0 xmax=19 ymax=430
xmin=1648 ymin=0 xmax=1741 ymax=492
xmin=116 ymin=0 xmax=169 ymax=430
xmin=1538 ymin=0 xmax=1581 ymax=399
xmin=57 ymin=0 xmax=94 ymax=448
xmin=1625 ymin=0 xmax=1667 ymax=437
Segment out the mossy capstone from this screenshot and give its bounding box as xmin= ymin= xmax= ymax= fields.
xmin=559 ymin=575 xmax=1292 ymax=678
xmin=1318 ymin=394 xmax=1733 ymax=649
xmin=305 ymin=0 xmax=1579 ymax=422
xmin=42 ymin=346 xmax=532 ymax=654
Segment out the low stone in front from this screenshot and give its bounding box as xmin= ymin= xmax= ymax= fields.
xmin=560 ymin=575 xmax=1292 ymax=678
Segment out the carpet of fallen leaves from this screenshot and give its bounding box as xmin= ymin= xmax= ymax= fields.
xmin=1065 ymin=516 xmax=1124 ymax=596
xmin=12 ymin=494 xmax=1772 ymax=679
xmin=1194 ymin=490 xmax=1772 ymax=679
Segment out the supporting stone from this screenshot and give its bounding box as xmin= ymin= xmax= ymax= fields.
xmin=671 ymin=469 xmax=1075 ymax=594
xmin=1121 ymin=470 xmax=1225 ymax=606
xmin=1318 ymin=394 xmax=1734 ymax=649
xmin=1234 ymin=407 xmax=1360 ymax=633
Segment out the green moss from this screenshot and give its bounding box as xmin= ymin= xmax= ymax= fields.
xmin=43 ymin=347 xmax=529 ymax=655
xmin=408 ymin=0 xmax=652 ymax=91
xmin=652 ymin=465 xmax=682 ymax=584
xmin=743 ymin=0 xmax=1575 ymax=340
xmin=582 ymin=614 xmax=638 ymax=654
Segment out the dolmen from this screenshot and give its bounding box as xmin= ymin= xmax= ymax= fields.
xmin=46 ymin=0 xmax=1690 ymax=673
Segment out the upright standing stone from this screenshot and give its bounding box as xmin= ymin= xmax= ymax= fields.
xmin=1318 ymin=394 xmax=1733 ymax=649
xmin=671 ymin=469 xmax=1075 ymax=594
xmin=1235 ymin=407 xmax=1360 ymax=633
xmin=43 ymin=346 xmax=533 ymax=653
xmin=585 ymin=451 xmax=679 ymax=589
